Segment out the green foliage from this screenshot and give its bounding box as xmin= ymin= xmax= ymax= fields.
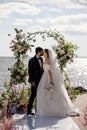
xmin=27 ymin=29 xmax=78 ymax=72
xmin=8 ymin=59 xmax=27 ymax=85
xmin=1 ymin=82 xmax=31 ymax=107
xmin=53 ymin=42 xmax=78 ymax=71
xmin=9 ymin=28 xmax=33 ymax=59
xmin=70 ymin=88 xmax=80 ymax=101
xmin=52 ymin=41 xmax=79 ymax=100
xmin=65 ymin=83 xmax=81 ymax=101
xmin=1 ymin=28 xmax=34 ymax=109
xmin=0 ymin=98 xmax=4 ymax=110
xmin=8 ymin=28 xmax=34 ymax=85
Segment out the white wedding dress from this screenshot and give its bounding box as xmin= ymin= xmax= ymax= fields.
xmin=37 ymin=50 xmax=79 ymax=117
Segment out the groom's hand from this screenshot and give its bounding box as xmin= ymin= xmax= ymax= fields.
xmin=31 ymin=82 xmax=36 ymax=87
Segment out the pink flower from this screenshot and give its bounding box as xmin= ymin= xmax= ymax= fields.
xmin=12 ymin=40 xmax=16 ymax=44
xmin=58 ymin=43 xmax=62 ymax=48
xmin=3 ymin=116 xmax=13 ymax=130
xmin=8 ymin=34 xmax=11 ymax=36
xmin=11 ymin=49 xmax=15 ymax=51
xmin=20 ymin=29 xmax=23 ymax=32
xmin=54 ymin=36 xmax=57 ymax=40
xmin=10 ymin=46 xmax=12 ymax=48
xmin=16 ymin=34 xmax=20 ymax=38
xmin=0 ymin=110 xmax=2 ymax=117
xmin=11 ymin=85 xmax=16 ymax=95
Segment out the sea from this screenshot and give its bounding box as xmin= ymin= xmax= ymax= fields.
xmin=0 ymin=57 xmax=87 ymax=92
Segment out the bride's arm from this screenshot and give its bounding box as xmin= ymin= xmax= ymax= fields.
xmin=46 ymin=59 xmax=54 ymax=84
xmin=48 ymin=69 xmax=54 ymax=84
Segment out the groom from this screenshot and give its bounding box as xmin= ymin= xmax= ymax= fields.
xmin=27 ymin=47 xmax=44 ymax=115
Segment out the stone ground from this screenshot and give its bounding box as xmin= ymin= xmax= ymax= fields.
xmin=0 ymin=93 xmax=87 ymax=130
xmin=72 ymin=93 xmax=87 ymax=130
xmin=12 ymin=93 xmax=87 ymax=130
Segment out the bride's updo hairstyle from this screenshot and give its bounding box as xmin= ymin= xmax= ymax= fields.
xmin=44 ymin=49 xmax=49 ymax=59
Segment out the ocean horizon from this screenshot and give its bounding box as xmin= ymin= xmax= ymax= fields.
xmin=0 ymin=56 xmax=87 ymax=92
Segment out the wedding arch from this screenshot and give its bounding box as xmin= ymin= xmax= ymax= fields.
xmin=0 ymin=28 xmax=79 ymax=113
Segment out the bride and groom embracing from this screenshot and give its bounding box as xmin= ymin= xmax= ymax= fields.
xmin=27 ymin=47 xmax=80 ymax=117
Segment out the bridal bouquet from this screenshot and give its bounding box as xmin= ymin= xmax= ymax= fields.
xmin=45 ymin=83 xmax=55 ymax=100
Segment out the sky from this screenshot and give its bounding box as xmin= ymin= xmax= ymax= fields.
xmin=0 ymin=0 xmax=87 ymax=57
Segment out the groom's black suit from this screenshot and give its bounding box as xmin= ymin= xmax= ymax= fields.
xmin=27 ymin=55 xmax=43 ymax=114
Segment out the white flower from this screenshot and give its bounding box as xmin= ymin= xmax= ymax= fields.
xmin=58 ymin=43 xmax=62 ymax=48
xmin=60 ymin=50 xmax=65 ymax=55
xmin=22 ymin=54 xmax=28 ymax=58
xmin=11 ymin=78 xmax=16 ymax=82
xmin=16 ymin=75 xmax=20 ymax=80
xmin=14 ymin=51 xmax=18 ymax=57
xmin=17 ymin=69 xmax=20 ymax=72
xmin=17 ymin=45 xmax=21 ymax=49
xmin=60 ymin=57 xmax=64 ymax=61
xmin=70 ymin=58 xmax=73 ymax=62
xmin=20 ymin=71 xmax=24 ymax=75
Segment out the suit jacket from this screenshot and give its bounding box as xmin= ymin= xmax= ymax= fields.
xmin=28 ymin=56 xmax=43 ymax=86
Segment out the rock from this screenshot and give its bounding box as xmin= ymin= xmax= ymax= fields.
xmin=74 ymin=86 xmax=87 ymax=92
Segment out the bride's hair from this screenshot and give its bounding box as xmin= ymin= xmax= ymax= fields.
xmin=44 ymin=49 xmax=49 ymax=58
xmin=44 ymin=48 xmax=58 ymax=67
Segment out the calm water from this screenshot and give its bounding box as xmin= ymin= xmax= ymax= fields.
xmin=0 ymin=57 xmax=29 ymax=91
xmin=0 ymin=57 xmax=87 ymax=91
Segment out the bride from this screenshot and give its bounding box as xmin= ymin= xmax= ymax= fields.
xmin=37 ymin=48 xmax=80 ymax=117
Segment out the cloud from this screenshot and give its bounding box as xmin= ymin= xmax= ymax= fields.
xmin=52 ymin=24 xmax=87 ymax=35
xmin=0 ymin=1 xmax=87 ymax=37
xmin=22 ymin=12 xmax=87 ymax=35
xmin=0 ymin=7 xmax=11 ymax=19
xmin=36 ymin=13 xmax=87 ymax=35
xmin=41 ymin=6 xmax=62 ymax=13
xmin=0 ymin=2 xmax=41 ymax=20
xmin=26 ymin=25 xmax=45 ymax=32
xmin=72 ymin=0 xmax=87 ymax=6
xmin=14 ymin=18 xmax=33 ymax=26
xmin=36 ymin=14 xmax=87 ymax=25
xmin=13 ymin=3 xmax=41 ymax=15
xmin=31 ymin=0 xmax=86 ymax=8
xmin=25 ymin=23 xmax=87 ymax=36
